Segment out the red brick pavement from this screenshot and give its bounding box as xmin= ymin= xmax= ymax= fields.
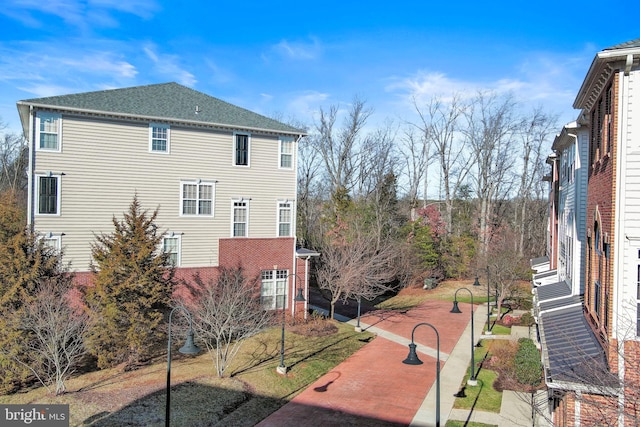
xmin=256 ymin=299 xmax=473 ymax=426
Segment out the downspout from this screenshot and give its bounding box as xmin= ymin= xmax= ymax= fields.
xmin=614 ymin=61 xmax=632 ymax=427
xmin=290 ymin=134 xmax=304 ymax=317
xmin=565 ymin=132 xmax=579 ymax=295
xmin=27 ymin=105 xmax=35 ymax=230
xmin=291 ymin=246 xmax=298 ymax=317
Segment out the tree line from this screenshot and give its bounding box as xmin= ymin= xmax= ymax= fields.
xmin=298 ymin=91 xmax=557 ymax=316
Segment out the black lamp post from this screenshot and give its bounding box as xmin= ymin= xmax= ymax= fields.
xmin=166 ymin=306 xmax=200 ymax=427
xmin=474 ymin=269 xmax=493 ymax=335
xmin=450 ymin=287 xmax=477 ymax=386
xmin=277 ymin=276 xmax=306 ymax=375
xmin=402 ymin=322 xmax=441 ymax=427
xmin=355 ymin=296 xmax=362 ymax=332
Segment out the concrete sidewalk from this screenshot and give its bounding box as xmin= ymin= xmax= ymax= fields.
xmin=257 ymin=301 xmax=547 ymax=427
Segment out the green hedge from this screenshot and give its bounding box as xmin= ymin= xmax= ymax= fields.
xmin=514 ymin=338 xmax=542 ymax=387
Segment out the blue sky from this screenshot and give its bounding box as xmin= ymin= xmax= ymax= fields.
xmin=1 ymin=0 xmax=639 ymax=135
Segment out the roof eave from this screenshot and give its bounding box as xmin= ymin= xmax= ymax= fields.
xmin=574 ymin=46 xmax=640 ymax=110
xmin=15 ymin=100 xmax=307 ymax=137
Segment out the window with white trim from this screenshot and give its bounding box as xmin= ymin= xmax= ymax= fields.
xmin=163 ymin=235 xmax=181 ymax=266
xmin=278 ymin=201 xmax=292 ymax=237
xmin=149 ymin=123 xmax=170 ymax=153
xmin=36 ymin=174 xmax=60 ymax=215
xmin=41 ymin=234 xmax=61 ymax=251
xmin=36 ymin=112 xmax=62 ymax=151
xmin=180 ymin=181 xmax=214 ymax=216
xmin=279 ymin=137 xmax=293 ymax=169
xmin=234 ymin=133 xmax=250 ymax=166
xmin=232 ymin=199 xmax=248 ymax=237
xmin=261 ymin=269 xmax=288 ymax=309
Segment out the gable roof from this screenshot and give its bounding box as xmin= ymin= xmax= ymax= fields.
xmin=17 ymin=82 xmax=304 ymax=136
xmin=574 ymin=38 xmax=640 ymax=110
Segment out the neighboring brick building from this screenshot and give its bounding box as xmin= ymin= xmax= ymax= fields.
xmin=534 ymin=38 xmax=640 ymax=425
xmin=16 ymin=83 xmax=317 ymax=311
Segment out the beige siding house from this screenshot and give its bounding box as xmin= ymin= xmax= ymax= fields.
xmin=17 ymin=82 xmax=315 ymax=311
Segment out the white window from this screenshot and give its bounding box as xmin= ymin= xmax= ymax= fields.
xmin=232 ymin=199 xmax=249 ymax=237
xmin=261 ymin=269 xmax=288 ymax=309
xmin=36 ymin=174 xmax=60 ymax=215
xmin=234 ymin=133 xmax=250 ymax=166
xmin=163 ymin=235 xmax=181 ymax=266
xmin=180 ymin=180 xmax=214 ymax=216
xmin=36 ymin=112 xmax=62 ymax=152
xmin=149 ymin=123 xmax=170 ymax=153
xmin=279 ymin=137 xmax=293 ymax=169
xmin=278 ymin=201 xmax=292 ymax=237
xmin=41 ymin=233 xmax=61 ymax=251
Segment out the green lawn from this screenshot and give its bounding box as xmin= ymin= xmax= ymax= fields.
xmin=446 ymin=421 xmax=497 ymax=427
xmin=452 ymin=341 xmax=503 ymax=413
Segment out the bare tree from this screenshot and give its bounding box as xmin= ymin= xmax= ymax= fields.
xmin=353 ymin=121 xmax=398 ymax=199
xmin=397 ymin=125 xmax=429 ymax=217
xmin=0 ymin=121 xmax=28 ymax=198
xmin=183 ymin=267 xmax=274 ymax=377
xmin=315 ymin=96 xmax=373 ymax=197
xmin=414 ymin=94 xmax=472 ymax=234
xmin=464 ymin=91 xmax=520 ymax=255
xmin=316 ymin=230 xmax=397 ymax=319
xmin=296 ymin=134 xmax=324 ymax=248
xmin=486 ymin=227 xmax=532 ymax=317
xmin=8 ymin=276 xmax=89 ymax=395
xmin=513 ymin=107 xmax=557 ymax=257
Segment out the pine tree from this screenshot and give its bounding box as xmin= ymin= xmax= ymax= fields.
xmin=84 ymin=196 xmax=174 ymax=368
xmin=0 ymin=190 xmax=66 ymax=392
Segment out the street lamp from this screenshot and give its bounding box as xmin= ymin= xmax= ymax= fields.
xmin=474 ymin=268 xmax=492 ymax=335
xmin=166 ymin=306 xmax=200 ymax=427
xmin=450 ymin=287 xmax=477 ymax=386
xmin=402 ymin=322 xmax=441 ymax=427
xmin=277 ymin=275 xmax=306 ymax=375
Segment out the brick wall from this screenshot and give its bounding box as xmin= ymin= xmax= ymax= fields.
xmin=219 ymin=237 xmax=296 ymax=278
xmin=219 ymin=237 xmax=303 ymax=310
xmin=580 ymin=393 xmax=619 ymax=426
xmin=585 ymin=72 xmax=618 ymax=339
xmin=624 ymin=340 xmax=640 ymax=424
xmin=71 ymin=238 xmax=298 ymax=306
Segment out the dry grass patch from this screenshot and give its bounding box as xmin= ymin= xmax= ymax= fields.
xmin=0 ymin=319 xmax=372 ymax=427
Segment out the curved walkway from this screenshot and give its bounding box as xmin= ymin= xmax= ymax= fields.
xmin=257 ymin=301 xmax=548 ymax=427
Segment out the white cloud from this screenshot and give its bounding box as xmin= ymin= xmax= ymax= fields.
xmin=0 ymin=0 xmax=159 ymax=30
xmin=286 ymin=90 xmax=331 ymax=120
xmin=18 ymin=83 xmax=78 ymax=98
xmin=89 ymin=0 xmax=159 ymax=19
xmin=0 ymin=44 xmax=138 ymax=82
xmin=62 ymin=54 xmax=138 ymax=78
xmin=203 ymin=59 xmax=234 ymax=85
xmin=268 ymin=37 xmax=323 ymax=61
xmin=143 ymin=45 xmax=196 ymax=86
xmin=386 ymin=49 xmax=593 ymax=126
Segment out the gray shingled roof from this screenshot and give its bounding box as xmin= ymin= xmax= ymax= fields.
xmin=17 ymin=82 xmax=303 ymax=135
xmin=604 ymin=38 xmax=640 ymax=51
